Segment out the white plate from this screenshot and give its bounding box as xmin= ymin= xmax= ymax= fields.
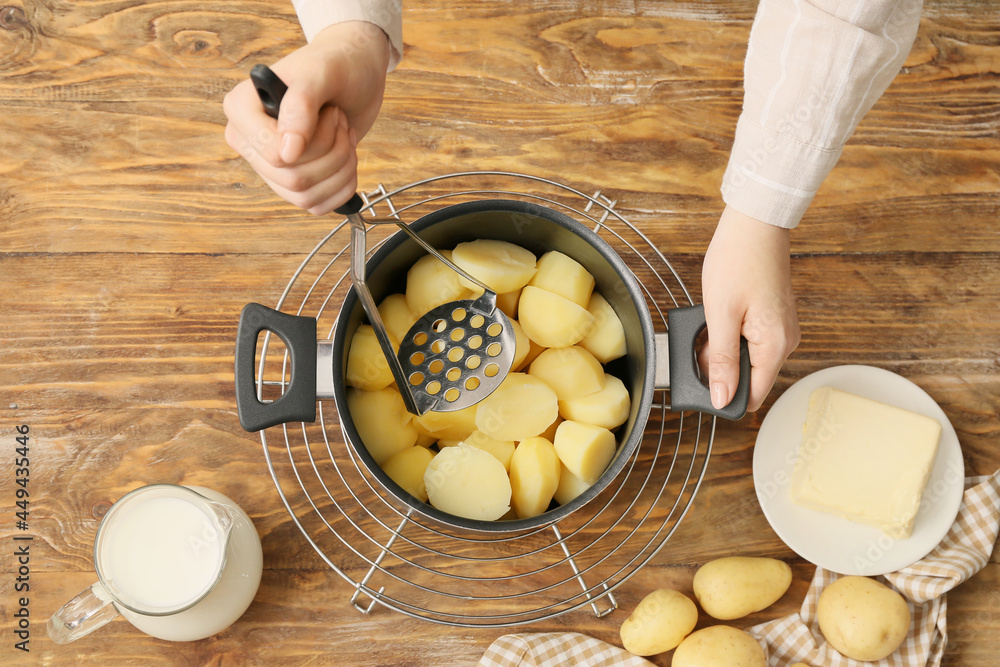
xmin=753 ymin=365 xmax=964 ymax=575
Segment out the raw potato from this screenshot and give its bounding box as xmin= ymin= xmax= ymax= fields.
xmin=693 ymin=556 xmax=793 ymax=620
xmin=554 ymin=463 xmax=592 ymax=506
xmin=346 ymin=387 xmax=419 ymax=464
xmin=451 ymin=239 xmax=537 ymax=294
xmin=461 ymin=430 xmax=515 ymax=472
xmin=818 ymin=576 xmax=911 ymax=661
xmin=528 ymin=346 xmax=604 ymax=400
xmin=518 ymin=286 xmax=596 ymax=348
xmin=413 ymin=404 xmax=479 ymax=441
xmin=527 ymin=250 xmax=595 ymax=307
xmin=580 ymin=292 xmax=627 ymax=363
xmin=346 ymin=325 xmax=394 ymax=391
xmin=559 ymin=373 xmax=631 ymax=430
xmin=619 ymin=588 xmax=698 ymax=656
xmin=509 ymin=437 xmax=561 ymax=519
xmin=553 ymin=421 xmax=617 ymax=485
xmin=672 ymin=626 xmax=766 ymax=667
xmin=475 ymin=373 xmax=559 ymax=442
xmin=424 ymin=444 xmax=511 ymax=520
xmin=405 ymin=249 xmax=476 ymax=317
xmin=377 ymin=293 xmax=417 ymax=349
xmin=381 ymin=446 xmax=435 ymax=502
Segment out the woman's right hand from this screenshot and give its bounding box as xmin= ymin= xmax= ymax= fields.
xmin=223 ymin=21 xmax=391 ymax=214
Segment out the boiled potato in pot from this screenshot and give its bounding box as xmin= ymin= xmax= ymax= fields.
xmin=405 ymin=249 xmax=477 ymax=316
xmin=346 ymin=387 xmax=419 ymax=465
xmin=817 ymin=575 xmax=911 ymax=661
xmin=345 ymin=324 xmax=394 ymax=391
xmin=528 ymin=345 xmax=604 ymax=401
xmin=558 ymin=373 xmax=631 ymax=430
xmin=451 ymin=239 xmax=537 ymax=294
xmin=424 ymin=443 xmax=511 ymax=521
xmin=509 ymin=436 xmax=561 ymax=519
xmin=475 ymin=372 xmax=559 ymax=442
xmin=553 ymin=420 xmax=617 ymax=485
xmin=693 ymin=556 xmax=792 ymax=620
xmin=672 ymin=626 xmax=766 ymax=667
xmin=580 ymin=292 xmax=627 ymax=364
xmin=619 ymin=588 xmax=697 ymax=656
xmin=518 ymin=285 xmax=596 ymax=348
xmin=527 ymin=250 xmax=595 ymax=307
xmin=381 ymin=446 xmax=435 ymax=503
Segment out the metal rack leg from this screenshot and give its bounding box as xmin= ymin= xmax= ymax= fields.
xmin=350 ymin=513 xmax=411 ymax=614
xmin=551 ymin=525 xmax=618 ymax=618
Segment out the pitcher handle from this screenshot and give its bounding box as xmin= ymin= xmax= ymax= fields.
xmin=47 ymin=582 xmax=119 ymax=644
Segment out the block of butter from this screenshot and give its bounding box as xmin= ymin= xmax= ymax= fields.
xmin=790 ymin=386 xmax=942 ymax=539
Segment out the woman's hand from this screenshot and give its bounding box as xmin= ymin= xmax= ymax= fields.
xmin=223 ymin=21 xmax=391 ymax=214
xmin=701 ymin=206 xmax=800 ymax=412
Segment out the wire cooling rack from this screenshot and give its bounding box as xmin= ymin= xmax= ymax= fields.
xmin=254 ymin=171 xmax=716 ymax=627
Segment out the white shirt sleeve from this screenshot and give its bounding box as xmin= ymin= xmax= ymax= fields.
xmin=291 ymin=0 xmax=403 ymax=71
xmin=721 ymin=0 xmax=923 ymax=229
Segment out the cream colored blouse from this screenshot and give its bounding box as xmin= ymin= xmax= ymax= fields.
xmin=291 ymin=0 xmax=922 ymax=229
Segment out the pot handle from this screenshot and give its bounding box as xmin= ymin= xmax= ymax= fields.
xmin=664 ymin=304 xmax=750 ymax=420
xmin=235 ymin=303 xmax=318 ymax=432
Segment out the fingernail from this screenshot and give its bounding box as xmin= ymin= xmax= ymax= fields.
xmin=280 ymin=133 xmax=305 ymax=163
xmin=711 ymin=382 xmax=727 ymax=409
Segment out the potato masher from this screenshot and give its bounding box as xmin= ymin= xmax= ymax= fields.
xmin=249 ymin=65 xmax=516 ymax=415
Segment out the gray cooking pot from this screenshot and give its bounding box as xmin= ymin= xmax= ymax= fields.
xmin=235 ymin=199 xmax=748 ymax=533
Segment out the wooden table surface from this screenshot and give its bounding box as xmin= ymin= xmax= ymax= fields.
xmin=2 ymin=0 xmax=998 ymax=665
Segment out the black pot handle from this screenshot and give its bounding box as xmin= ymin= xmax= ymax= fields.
xmin=667 ymin=304 xmax=750 ymax=420
xmin=235 ymin=303 xmax=318 ymax=432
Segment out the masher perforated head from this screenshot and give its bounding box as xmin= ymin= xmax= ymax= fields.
xmin=397 ymin=292 xmax=516 ymax=413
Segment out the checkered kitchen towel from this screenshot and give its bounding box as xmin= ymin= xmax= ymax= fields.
xmin=749 ymin=469 xmax=1000 ymax=667
xmin=478 ymin=471 xmax=1000 ymax=667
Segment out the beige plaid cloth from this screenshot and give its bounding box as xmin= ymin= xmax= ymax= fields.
xmin=479 ymin=470 xmax=999 ymax=667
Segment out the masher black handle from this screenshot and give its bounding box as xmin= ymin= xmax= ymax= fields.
xmin=667 ymin=304 xmax=750 ymax=420
xmin=249 ymin=64 xmax=365 ymax=217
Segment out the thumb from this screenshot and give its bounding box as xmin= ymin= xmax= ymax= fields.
xmin=274 ymin=83 xmax=324 ymax=164
xmin=704 ymin=305 xmax=743 ymax=410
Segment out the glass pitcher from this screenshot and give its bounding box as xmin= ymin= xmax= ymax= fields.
xmin=48 ymin=484 xmax=263 ymax=643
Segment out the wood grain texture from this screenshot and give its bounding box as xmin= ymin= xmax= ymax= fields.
xmin=1 ymin=0 xmax=998 ymax=665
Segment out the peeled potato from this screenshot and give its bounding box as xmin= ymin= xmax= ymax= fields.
xmin=553 ymin=420 xmax=617 ymax=485
xmin=405 ymin=250 xmax=476 ymax=317
xmin=347 ymin=387 xmax=419 ymax=464
xmin=496 ymin=289 xmax=521 ymax=319
xmin=377 ymin=293 xmax=418 ymax=349
xmin=413 ymin=404 xmax=479 ymax=441
xmin=539 ymin=415 xmax=563 ymax=442
xmin=527 ymin=251 xmax=595 ymax=307
xmin=619 ymin=588 xmax=698 ymax=656
xmin=424 ymin=443 xmax=511 ymax=521
xmin=381 ymin=446 xmax=435 ymax=502
xmin=509 ymin=318 xmax=530 ymax=371
xmin=554 ymin=463 xmax=592 ymax=506
xmin=509 ymin=436 xmax=561 ymax=519
xmin=346 ymin=324 xmax=394 ymax=391
xmin=817 ymin=576 xmax=911 ymax=661
xmin=518 ymin=286 xmax=596 ymax=348
xmin=460 ymin=430 xmax=516 ymax=471
xmin=516 ymin=337 xmax=546 ymax=372
xmin=451 ymin=239 xmax=537 ymax=294
xmin=672 ymin=626 xmax=766 ymax=667
xmin=475 ymin=373 xmax=558 ymax=442
xmin=559 ymin=373 xmax=631 ymax=430
xmin=580 ymin=292 xmax=627 ymax=363
xmin=528 ymin=345 xmax=604 ymax=400
xmin=693 ymin=557 xmax=792 ymax=620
